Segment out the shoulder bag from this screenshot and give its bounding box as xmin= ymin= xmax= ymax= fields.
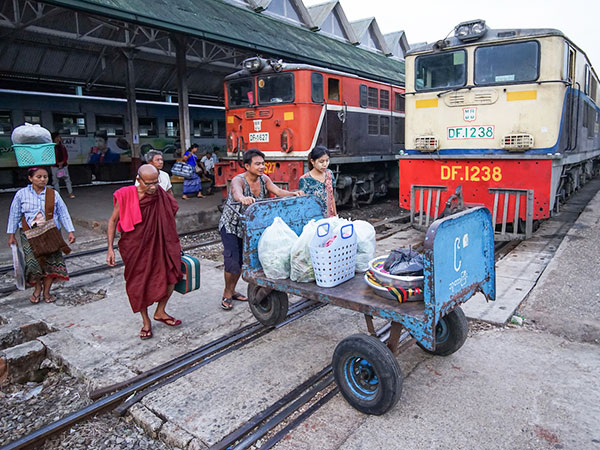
xmin=171 ymin=161 xmax=194 ymax=179
xmin=22 ymin=188 xmax=71 ymax=258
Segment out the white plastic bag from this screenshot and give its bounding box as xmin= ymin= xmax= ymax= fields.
xmin=11 ymin=244 xmax=26 ymax=291
xmin=354 ymin=220 xmax=376 ymax=272
xmin=258 ymin=217 xmax=298 ymax=279
xmin=11 ymin=123 xmax=52 ymax=144
xmin=290 ymin=220 xmax=318 ymax=282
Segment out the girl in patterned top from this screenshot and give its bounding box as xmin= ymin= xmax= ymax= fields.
xmin=298 ymin=146 xmax=337 ymax=217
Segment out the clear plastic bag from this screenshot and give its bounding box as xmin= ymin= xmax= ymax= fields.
xmin=11 ymin=244 xmax=26 ymax=290
xmin=11 ymin=123 xmax=52 ymax=145
xmin=290 ymin=219 xmax=318 ymax=283
xmin=354 ymin=220 xmax=376 ymax=272
xmin=258 ymin=217 xmax=298 ymax=279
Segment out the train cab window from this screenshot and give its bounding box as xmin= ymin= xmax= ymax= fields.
xmin=394 ymin=93 xmax=405 ymax=112
xmin=311 ymin=73 xmax=324 ymax=103
xmin=0 ymin=111 xmax=12 ymax=135
xmin=474 ymin=41 xmax=539 ymax=85
xmin=194 ymin=120 xmax=214 ymax=137
xmin=139 ymin=118 xmax=157 ymax=137
xmin=360 ymin=85 xmax=368 ymax=107
xmin=217 ymin=120 xmax=226 ymax=138
xmin=367 ymin=87 xmax=378 ymax=107
xmin=258 ymin=73 xmax=294 ymax=104
xmin=415 ymin=50 xmax=466 ymax=90
xmin=227 ymin=79 xmax=254 ymax=108
xmin=380 ymin=90 xmax=390 ymax=109
xmin=53 ymin=113 xmax=86 ymax=136
xmin=165 ymin=119 xmax=179 ymax=138
xmin=23 ymin=111 xmax=41 ymax=125
xmin=327 ymin=78 xmax=340 ymax=102
xmin=96 ymin=115 xmax=125 ymax=136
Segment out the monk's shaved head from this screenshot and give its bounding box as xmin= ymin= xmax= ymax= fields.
xmin=138 ymin=164 xmax=159 ymax=179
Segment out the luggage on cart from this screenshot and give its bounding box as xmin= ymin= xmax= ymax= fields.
xmin=175 ymin=254 xmax=201 ymax=294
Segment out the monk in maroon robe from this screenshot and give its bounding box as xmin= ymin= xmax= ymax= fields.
xmin=107 ymin=164 xmax=182 ymax=339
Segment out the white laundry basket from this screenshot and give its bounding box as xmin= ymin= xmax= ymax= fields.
xmin=309 ymin=222 xmax=357 ymax=287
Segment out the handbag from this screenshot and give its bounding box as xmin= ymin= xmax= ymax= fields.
xmin=56 ymin=168 xmax=66 ymax=178
xmin=171 ymin=161 xmax=194 ymax=179
xmin=22 ymin=188 xmax=71 ymax=258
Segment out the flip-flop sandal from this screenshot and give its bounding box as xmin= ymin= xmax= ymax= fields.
xmin=154 ymin=316 xmax=182 ymax=326
xmin=44 ymin=295 xmax=56 ymax=303
xmin=140 ymin=328 xmax=153 ymax=340
xmin=231 ymin=292 xmax=248 ymax=302
xmin=221 ymin=297 xmax=233 ymax=310
xmin=29 ymin=293 xmax=41 ymax=304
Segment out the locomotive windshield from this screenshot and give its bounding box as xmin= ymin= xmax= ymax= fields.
xmin=474 ymin=41 xmax=539 ymax=84
xmin=415 ymin=50 xmax=466 ymax=90
xmin=257 ymin=73 xmax=294 ymax=105
xmin=227 ymin=78 xmax=254 ymax=108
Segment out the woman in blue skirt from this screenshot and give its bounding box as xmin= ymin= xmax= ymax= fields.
xmin=181 ymin=144 xmax=204 ymax=200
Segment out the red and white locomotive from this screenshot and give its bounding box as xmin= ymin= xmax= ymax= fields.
xmin=215 ymin=57 xmax=405 ymax=206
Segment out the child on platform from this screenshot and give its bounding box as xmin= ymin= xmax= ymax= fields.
xmin=298 ymin=145 xmax=337 ymax=217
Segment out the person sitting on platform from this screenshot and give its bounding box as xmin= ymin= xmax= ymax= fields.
xmin=106 ymin=164 xmax=182 ymax=340
xmin=135 ymin=149 xmax=173 ymax=196
xmin=218 ymin=148 xmax=304 ymax=311
xmin=199 ymin=149 xmax=216 ymax=195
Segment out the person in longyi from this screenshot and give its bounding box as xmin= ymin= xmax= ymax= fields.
xmin=106 ymin=164 xmax=182 ymax=340
xmin=6 ymin=166 xmax=76 ymax=303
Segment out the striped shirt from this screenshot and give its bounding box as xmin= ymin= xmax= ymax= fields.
xmin=6 ymin=185 xmax=75 ymax=234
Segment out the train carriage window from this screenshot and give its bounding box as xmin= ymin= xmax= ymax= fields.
xmin=194 ymin=120 xmax=214 ymax=137
xmin=415 ymin=50 xmax=466 ymax=90
xmin=227 ymin=79 xmax=254 ymax=108
xmin=380 ymin=116 xmax=390 ymax=135
xmin=584 ymin=65 xmax=591 ymax=95
xmin=217 ymin=120 xmax=226 ymax=138
xmin=139 ymin=118 xmax=157 ymax=137
xmin=360 ymin=85 xmax=368 ymax=107
xmin=380 ymin=90 xmax=390 ymax=109
xmin=394 ymin=93 xmax=405 ymax=112
xmin=23 ymin=111 xmax=41 ymax=125
xmin=258 ymin=73 xmax=294 ymax=105
xmin=368 ymin=115 xmax=379 ymax=135
xmin=0 ymin=111 xmax=12 ymax=135
xmin=165 ymin=119 xmax=179 ymax=138
xmin=393 ymin=117 xmax=405 ymax=145
xmin=311 ymin=73 xmax=324 ymax=103
xmin=328 ymin=78 xmax=340 ymax=102
xmin=53 ymin=113 xmax=86 ymax=136
xmin=367 ymin=87 xmax=378 ymax=107
xmin=475 ymin=41 xmax=539 ymax=85
xmin=96 ymin=115 xmax=125 ymax=136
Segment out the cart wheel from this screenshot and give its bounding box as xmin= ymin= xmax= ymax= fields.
xmin=418 ymin=306 xmax=468 ymax=356
xmin=332 ymin=334 xmax=402 ymax=415
xmin=248 ymin=285 xmax=289 ymax=327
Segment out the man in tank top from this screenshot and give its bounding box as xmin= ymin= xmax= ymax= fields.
xmin=218 ymin=148 xmax=304 ymax=310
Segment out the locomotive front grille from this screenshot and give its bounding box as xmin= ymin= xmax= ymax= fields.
xmin=415 ymin=136 xmax=439 ymax=152
xmin=502 ymin=133 xmax=534 ymax=151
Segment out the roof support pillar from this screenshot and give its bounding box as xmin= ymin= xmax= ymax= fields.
xmin=124 ymin=50 xmax=141 ymax=177
xmin=174 ymin=35 xmax=191 ymax=153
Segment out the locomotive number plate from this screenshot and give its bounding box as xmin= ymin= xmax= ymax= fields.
xmin=447 ymin=126 xmax=494 ymax=140
xmin=249 ymin=132 xmax=269 ymax=143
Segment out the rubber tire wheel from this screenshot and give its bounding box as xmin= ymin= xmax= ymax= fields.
xmin=418 ymin=306 xmax=468 ymax=356
xmin=332 ymin=334 xmax=402 ymax=415
xmin=248 ymin=285 xmax=289 ymax=327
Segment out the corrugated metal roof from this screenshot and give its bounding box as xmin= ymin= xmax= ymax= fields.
xmin=42 ymin=0 xmax=405 ymax=84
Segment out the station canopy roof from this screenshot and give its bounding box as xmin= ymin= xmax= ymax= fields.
xmin=0 ymin=0 xmax=405 ymax=104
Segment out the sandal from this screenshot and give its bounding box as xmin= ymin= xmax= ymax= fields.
xmin=197 ymin=193 xmax=204 ymax=198
xmin=221 ymin=297 xmax=233 ymax=310
xmin=231 ymin=292 xmax=248 ymax=302
xmin=140 ymin=327 xmax=153 ymax=340
xmin=29 ymin=292 xmax=41 ymax=304
xmin=44 ymin=295 xmax=56 ymax=303
xmin=154 ymin=315 xmax=182 ymax=326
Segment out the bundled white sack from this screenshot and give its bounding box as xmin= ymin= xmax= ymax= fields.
xmin=11 ymin=123 xmax=52 ymax=145
xmin=290 ymin=219 xmax=319 ymax=282
xmin=354 ymin=220 xmax=376 ymax=272
xmin=258 ymin=217 xmax=298 ymax=279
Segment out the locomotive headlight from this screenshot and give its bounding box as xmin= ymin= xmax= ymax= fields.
xmin=281 ymin=128 xmax=294 ymax=153
xmin=243 ymin=57 xmax=264 ymax=72
xmin=454 ymin=20 xmax=487 ymax=42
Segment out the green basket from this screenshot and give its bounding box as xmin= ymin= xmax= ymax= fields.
xmin=12 ymin=143 xmax=56 ymax=167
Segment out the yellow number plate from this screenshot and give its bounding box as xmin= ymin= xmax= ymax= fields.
xmin=441 ymin=165 xmax=503 ymax=182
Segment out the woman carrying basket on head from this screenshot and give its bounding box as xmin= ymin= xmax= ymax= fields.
xmin=298 ymin=146 xmax=337 ymax=217
xmin=6 ymin=167 xmax=76 ymax=303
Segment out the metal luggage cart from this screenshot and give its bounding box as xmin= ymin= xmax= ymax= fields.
xmin=241 ymin=196 xmax=495 ymax=415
